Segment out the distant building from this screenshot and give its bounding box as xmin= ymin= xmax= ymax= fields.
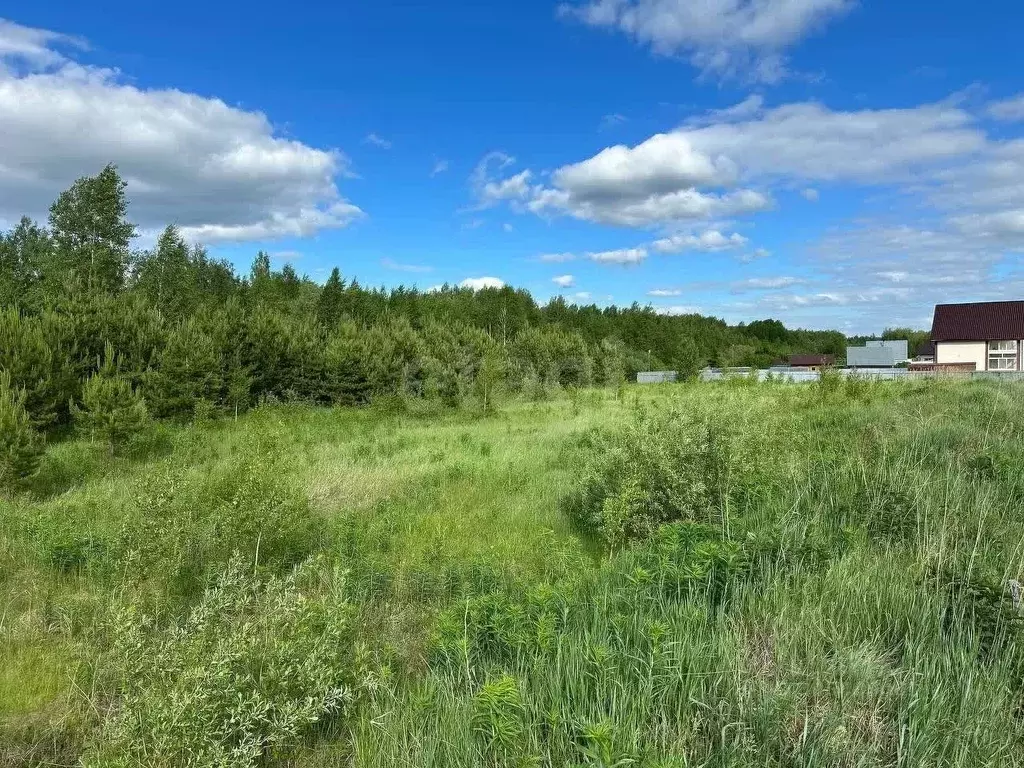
xmin=913 ymin=340 xmax=935 ymax=362
xmin=788 ymin=354 xmax=835 ymax=370
xmin=636 ymin=371 xmax=678 ymax=384
xmin=931 ymin=301 xmax=1024 ymax=371
xmin=846 ymin=339 xmax=908 ymax=368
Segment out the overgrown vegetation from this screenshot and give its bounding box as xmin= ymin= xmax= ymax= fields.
xmin=0 ymin=164 xmax=1016 ymax=766
xmin=1 ymin=167 xmax=849 ymax=446
xmin=3 ymin=379 xmax=1024 ymax=766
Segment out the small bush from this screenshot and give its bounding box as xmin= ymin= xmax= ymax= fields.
xmin=87 ymin=555 xmax=362 ymax=767
xmin=562 ymin=408 xmax=727 ymax=548
xmin=114 ymin=455 xmax=324 ymax=597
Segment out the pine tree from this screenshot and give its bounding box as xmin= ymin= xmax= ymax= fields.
xmin=316 ymin=267 xmax=345 ymax=328
xmin=73 ymin=343 xmax=150 ymax=454
xmin=146 ymin=320 xmax=223 ymax=418
xmin=0 ymin=371 xmax=44 ymax=493
xmin=0 ymin=307 xmax=78 ymax=430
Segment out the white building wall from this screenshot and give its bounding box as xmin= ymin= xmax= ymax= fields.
xmin=935 ymin=341 xmax=986 ymax=369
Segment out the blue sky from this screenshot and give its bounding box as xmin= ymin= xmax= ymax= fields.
xmin=3 ymin=1 xmax=1024 ymax=332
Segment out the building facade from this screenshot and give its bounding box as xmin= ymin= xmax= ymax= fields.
xmin=846 ymin=339 xmax=908 ymax=368
xmin=931 ymin=301 xmax=1024 ymax=372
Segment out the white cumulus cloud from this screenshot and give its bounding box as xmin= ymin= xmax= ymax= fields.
xmin=587 ymin=247 xmax=648 ymax=264
xmin=0 ymin=18 xmax=362 ymax=242
xmin=655 ymin=305 xmax=702 ymax=316
xmin=652 ymin=229 xmax=748 ymax=253
xmin=460 ymin=276 xmax=505 ymax=290
xmin=552 ymin=274 xmax=575 ymax=287
xmin=560 ymin=0 xmax=855 ymax=82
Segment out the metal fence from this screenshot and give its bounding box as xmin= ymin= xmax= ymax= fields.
xmin=636 ymin=371 xmax=679 ymax=384
xmin=698 ymin=367 xmax=1024 ymax=383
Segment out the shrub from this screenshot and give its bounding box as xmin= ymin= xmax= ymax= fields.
xmin=114 ymin=454 xmax=324 ymax=597
xmin=0 ymin=370 xmax=44 ymax=492
xmin=87 ymin=555 xmax=362 ymax=767
xmin=72 ymin=343 xmax=149 ymax=454
xmin=562 ymin=407 xmax=727 ymax=548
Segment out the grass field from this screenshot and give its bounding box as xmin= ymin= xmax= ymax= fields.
xmin=3 ymin=379 xmax=1024 ymax=766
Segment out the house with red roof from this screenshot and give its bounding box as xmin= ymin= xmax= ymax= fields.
xmin=931 ymin=301 xmax=1024 ymax=371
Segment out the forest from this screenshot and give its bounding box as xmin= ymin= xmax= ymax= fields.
xmin=0 ymin=166 xmax=849 ymax=470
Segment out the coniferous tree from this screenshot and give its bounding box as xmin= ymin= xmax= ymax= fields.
xmin=316 ymin=267 xmax=345 ymax=328
xmin=0 ymin=370 xmax=44 ymax=493
xmin=73 ymin=343 xmax=150 ymax=454
xmin=0 ymin=307 xmax=77 ymax=429
xmin=146 ymin=320 xmax=223 ymax=418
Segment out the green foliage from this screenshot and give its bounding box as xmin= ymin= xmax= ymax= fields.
xmin=316 ymin=267 xmax=346 ymax=327
xmin=0 ymin=370 xmax=44 ymax=492
xmin=564 ymin=408 xmax=726 ymax=547
xmin=113 ymin=454 xmax=324 ymax=595
xmin=0 ymin=306 xmax=78 ymax=429
xmin=475 ymin=349 xmax=507 ymax=415
xmin=48 ymin=164 xmax=135 ymax=294
xmin=472 ymin=675 xmax=526 ymax=760
xmin=72 ymin=343 xmax=149 ymax=453
xmin=88 ymin=555 xmax=361 ymax=767
xmin=0 ymin=216 xmax=51 ymax=309
xmin=147 ymin=319 xmax=223 ymax=418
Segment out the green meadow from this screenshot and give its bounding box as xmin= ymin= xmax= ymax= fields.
xmin=3 ymin=378 xmax=1024 ymax=766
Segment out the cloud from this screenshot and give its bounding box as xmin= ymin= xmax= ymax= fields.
xmin=502 ymin=222 xmax=514 ymax=232
xmin=364 ymin=133 xmax=392 ymax=149
xmin=683 ymin=100 xmax=984 ymax=183
xmin=0 ymin=17 xmax=85 ymax=69
xmin=469 ymin=151 xmax=533 ymax=209
xmin=694 ymin=94 xmax=765 ymax=124
xmin=652 ymin=229 xmax=748 ymax=253
xmin=801 ymin=187 xmax=819 ymax=201
xmin=599 ymin=113 xmax=628 ymax=130
xmin=0 ymin=18 xmax=362 ymax=242
xmin=268 ymin=250 xmax=303 ymax=262
xmin=538 ymin=252 xmax=577 ymax=262
xmin=655 ymin=305 xmax=701 ymax=316
xmin=733 ymin=275 xmax=805 ymax=289
xmin=381 ymin=257 xmax=433 ymax=273
xmin=648 ymin=288 xmax=682 ymax=296
xmin=560 ymin=0 xmax=855 ymax=82
xmin=587 ymin=247 xmax=648 ymax=264
xmin=987 ymin=95 xmax=1024 ymax=122
xmin=460 ymin=276 xmax=505 ymax=290
xmin=430 ymin=158 xmax=449 ymax=176
xmin=573 ymin=291 xmax=592 ymax=300
xmin=482 ymin=98 xmax=985 ymax=231
xmin=552 ymin=274 xmax=575 ymax=288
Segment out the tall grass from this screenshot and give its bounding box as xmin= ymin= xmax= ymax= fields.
xmin=2 ymin=380 xmax=1024 ymax=766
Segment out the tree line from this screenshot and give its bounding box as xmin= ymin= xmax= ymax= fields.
xmin=0 ymin=165 xmax=846 ymax=485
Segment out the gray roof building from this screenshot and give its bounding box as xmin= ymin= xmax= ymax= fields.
xmin=846 ymin=339 xmax=908 ymax=368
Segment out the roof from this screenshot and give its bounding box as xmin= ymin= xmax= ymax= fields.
xmin=789 ymin=354 xmax=835 ymax=367
xmin=931 ymin=301 xmax=1024 ymax=341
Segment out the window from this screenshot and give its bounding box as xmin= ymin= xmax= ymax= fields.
xmin=988 ymin=340 xmax=1018 ymax=371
